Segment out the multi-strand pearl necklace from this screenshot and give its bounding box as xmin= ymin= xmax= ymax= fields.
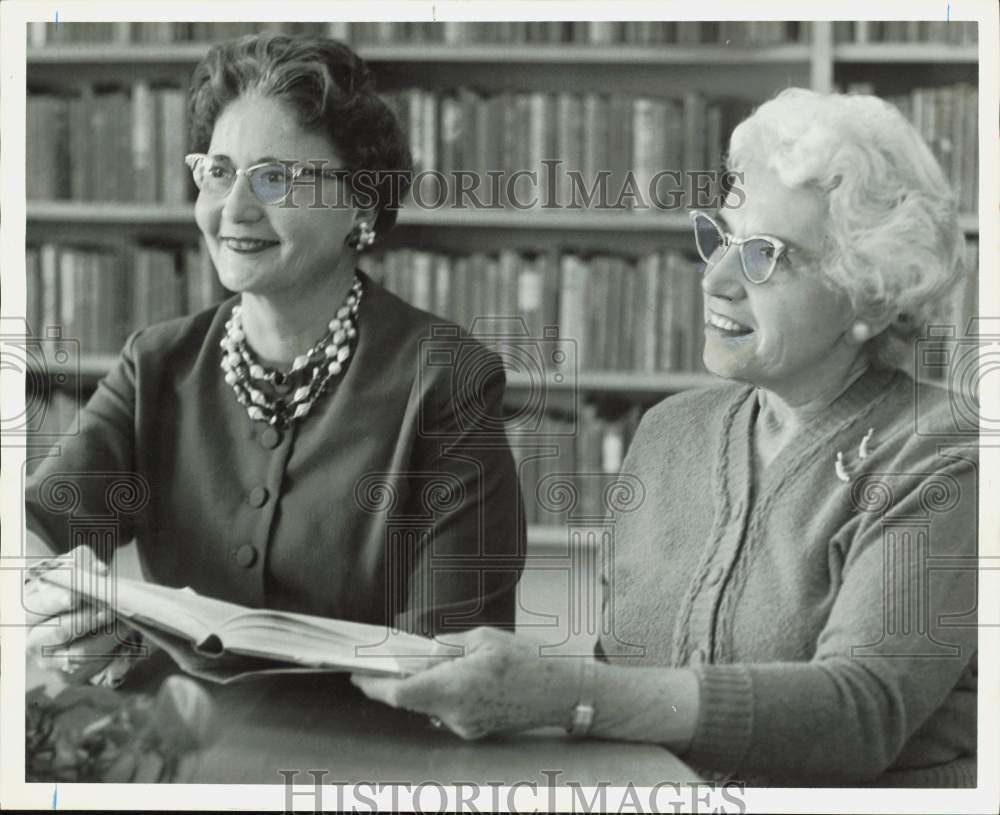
xmin=219 ymin=275 xmax=363 ymax=428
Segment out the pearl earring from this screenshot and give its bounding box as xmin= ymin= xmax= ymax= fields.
xmin=850 ymin=322 xmax=872 ymax=343
xmin=347 ymin=221 xmax=376 ymax=251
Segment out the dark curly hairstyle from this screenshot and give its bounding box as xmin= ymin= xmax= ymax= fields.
xmin=187 ymin=34 xmax=413 ymax=239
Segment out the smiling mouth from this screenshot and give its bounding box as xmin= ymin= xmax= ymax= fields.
xmin=221 ymin=238 xmax=279 ymax=254
xmin=706 ymin=311 xmax=754 ymax=337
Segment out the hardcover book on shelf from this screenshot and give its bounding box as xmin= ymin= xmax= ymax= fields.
xmin=37 ymin=565 xmax=436 ymax=684
xmin=25 ymin=94 xmax=69 ymax=200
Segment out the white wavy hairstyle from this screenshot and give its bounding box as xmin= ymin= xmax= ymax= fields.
xmin=727 ymin=87 xmax=968 ymax=370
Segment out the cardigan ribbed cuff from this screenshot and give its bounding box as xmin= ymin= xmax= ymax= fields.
xmin=686 ymin=663 xmax=754 ymax=775
xmin=871 ymin=756 xmax=977 ymax=788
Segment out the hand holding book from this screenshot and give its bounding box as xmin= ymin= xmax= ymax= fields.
xmin=25 ymin=545 xmax=143 ymax=686
xmin=33 ymin=552 xmax=439 ymax=685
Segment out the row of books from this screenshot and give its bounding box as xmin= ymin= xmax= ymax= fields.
xmin=28 ymin=21 xmax=811 ymax=47
xmin=511 ymin=404 xmax=644 ymax=525
xmin=833 ymin=21 xmax=977 ymax=44
xmin=846 ymin=83 xmax=979 ymax=215
xmin=381 ymin=89 xmax=754 ymax=210
xmin=347 ymin=21 xmax=811 ymax=46
xmin=26 ymin=85 xmax=189 ymax=203
xmin=25 ymin=235 xmax=977 ymax=378
xmin=26 ymin=82 xmax=753 ymax=211
xmin=25 ymin=242 xmax=224 ymax=353
xmin=366 ymin=248 xmax=706 ymax=374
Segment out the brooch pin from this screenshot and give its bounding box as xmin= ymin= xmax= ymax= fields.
xmin=835 ymin=428 xmax=875 ymax=483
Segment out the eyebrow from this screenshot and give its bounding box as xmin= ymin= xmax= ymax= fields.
xmin=715 ymin=211 xmax=814 ymax=256
xmin=208 ymin=153 xmax=283 ymax=165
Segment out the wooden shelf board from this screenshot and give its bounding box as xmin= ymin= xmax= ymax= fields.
xmin=27 ymin=353 xmax=118 ymax=381
xmin=360 ymin=43 xmax=814 ymax=65
xmin=526 ymin=525 xmax=644 ymax=550
xmin=45 ymin=355 xmax=718 ymax=393
xmin=26 ymin=201 xmax=694 ymax=233
xmin=400 ymin=208 xmax=692 ymax=232
xmin=527 ymin=525 xmax=603 ymax=548
xmin=29 ymin=42 xmax=979 ymax=68
xmin=958 ymin=214 xmax=978 ymax=234
xmin=506 ymin=370 xmax=719 ymax=393
xmin=833 ymin=43 xmax=978 ymax=63
xmin=27 ymin=43 xmax=212 ymax=64
xmin=28 ymin=201 xmax=194 ymax=225
xmin=28 ymin=43 xmax=813 ymax=67
xmin=27 ymin=202 xmax=981 ymax=235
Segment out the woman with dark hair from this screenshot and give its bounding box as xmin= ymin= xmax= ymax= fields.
xmin=26 ymin=34 xmax=525 ymax=681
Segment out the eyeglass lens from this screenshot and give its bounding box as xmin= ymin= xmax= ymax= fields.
xmin=194 ymin=157 xmax=295 ymax=205
xmin=691 ymin=214 xmax=777 ymax=285
xmin=740 ymin=239 xmax=778 ymax=284
xmin=693 ymin=214 xmax=726 ymax=264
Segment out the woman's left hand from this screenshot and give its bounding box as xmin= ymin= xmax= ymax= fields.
xmin=350 ymin=627 xmax=579 ymax=740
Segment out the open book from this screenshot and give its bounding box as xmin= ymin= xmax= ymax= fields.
xmin=38 ymin=565 xmax=438 ymax=684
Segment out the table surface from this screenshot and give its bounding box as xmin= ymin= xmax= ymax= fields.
xmin=29 ymin=651 xmax=699 ymax=786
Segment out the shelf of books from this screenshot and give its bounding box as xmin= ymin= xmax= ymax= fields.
xmin=24 ymin=19 xmax=981 ymax=545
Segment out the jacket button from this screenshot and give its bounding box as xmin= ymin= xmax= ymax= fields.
xmin=248 ymin=486 xmax=269 ymax=507
xmin=260 ymin=428 xmax=282 ymax=449
xmin=234 ymin=544 xmax=257 ymax=568
xmin=690 ymin=647 xmax=709 ymax=665
xmin=705 ymin=565 xmax=724 ymax=587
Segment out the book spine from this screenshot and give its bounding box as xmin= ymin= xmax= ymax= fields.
xmin=132 ymin=81 xmax=157 ymax=203
xmin=517 ymin=255 xmax=542 ymax=339
xmin=585 ymin=257 xmax=605 ymax=371
xmin=528 ymin=92 xmax=549 ymax=209
xmin=411 ymin=251 xmax=432 ymax=312
xmin=59 ymin=246 xmax=77 ymax=346
xmin=160 ymin=90 xmax=187 ymax=203
xmin=498 ymin=249 xmax=520 ymax=318
xmin=962 ymin=87 xmax=977 ymax=214
xmin=40 ymin=244 xmax=60 ymax=333
xmin=26 ymin=246 xmax=42 ymax=333
xmin=639 ymin=253 xmax=659 ymax=372
xmin=559 ymin=255 xmax=588 ymax=371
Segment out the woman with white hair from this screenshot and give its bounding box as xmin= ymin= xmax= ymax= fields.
xmin=353 ymin=88 xmax=978 ymax=787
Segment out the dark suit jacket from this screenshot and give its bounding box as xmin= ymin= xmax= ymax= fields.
xmin=26 ymin=271 xmax=526 ymax=636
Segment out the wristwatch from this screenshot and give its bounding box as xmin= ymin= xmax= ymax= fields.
xmin=568 ymin=660 xmax=596 ymax=738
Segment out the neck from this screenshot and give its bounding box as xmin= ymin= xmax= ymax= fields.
xmin=755 ymin=348 xmax=870 ymax=440
xmin=238 ymin=258 xmax=357 ymax=366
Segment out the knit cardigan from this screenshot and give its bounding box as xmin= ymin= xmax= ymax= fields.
xmin=599 ymin=366 xmax=978 ymax=787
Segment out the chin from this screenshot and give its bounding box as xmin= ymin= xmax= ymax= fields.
xmin=703 ymin=335 xmax=762 ymax=384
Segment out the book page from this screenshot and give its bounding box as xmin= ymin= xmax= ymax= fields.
xmin=219 ymin=609 xmax=436 ymax=674
xmin=39 ymin=566 xmax=248 ymax=645
xmin=38 ymin=565 xmax=436 ymax=674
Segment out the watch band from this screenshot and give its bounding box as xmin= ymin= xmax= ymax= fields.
xmin=568 ymin=659 xmax=596 ymax=738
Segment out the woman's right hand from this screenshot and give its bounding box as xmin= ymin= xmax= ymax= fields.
xmin=25 ymin=546 xmax=125 ymax=684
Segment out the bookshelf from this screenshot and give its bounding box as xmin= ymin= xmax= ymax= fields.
xmin=24 ymin=19 xmax=981 ymax=551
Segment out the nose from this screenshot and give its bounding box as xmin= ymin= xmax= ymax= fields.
xmin=219 ymin=172 xmax=265 ymax=222
xmin=701 ymin=243 xmax=746 ymax=302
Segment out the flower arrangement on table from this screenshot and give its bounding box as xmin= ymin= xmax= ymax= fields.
xmin=26 ymin=675 xmax=216 ymax=783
